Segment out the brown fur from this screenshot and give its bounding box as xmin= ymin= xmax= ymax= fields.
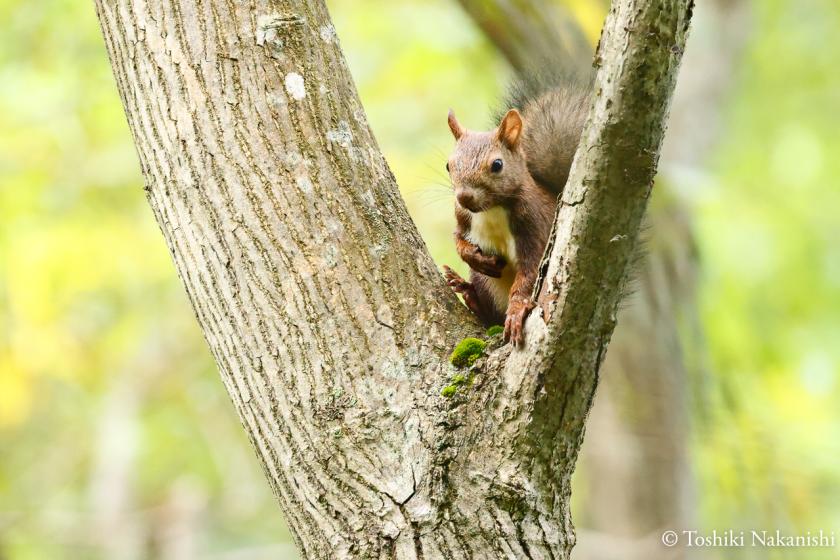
xmin=518 ymin=87 xmax=589 ymax=194
xmin=444 ymin=84 xmax=588 ymax=345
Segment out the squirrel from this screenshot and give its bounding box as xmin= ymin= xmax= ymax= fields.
xmin=443 ymin=76 xmax=590 ymax=346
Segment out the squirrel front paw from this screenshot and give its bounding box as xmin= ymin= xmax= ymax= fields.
xmin=462 ymin=246 xmax=506 ymax=278
xmin=504 ymin=296 xmax=536 ymax=347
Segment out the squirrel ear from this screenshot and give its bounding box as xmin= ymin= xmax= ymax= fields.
xmin=497 ymin=109 xmax=523 ymax=150
xmin=448 ymin=109 xmax=465 ymax=140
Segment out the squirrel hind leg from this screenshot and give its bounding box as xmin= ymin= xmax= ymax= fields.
xmin=443 ymin=266 xmax=503 ymax=327
xmin=443 ymin=265 xmax=470 ymax=293
xmin=470 ymin=274 xmax=506 ymax=327
xmin=443 ymin=266 xmax=481 ymax=314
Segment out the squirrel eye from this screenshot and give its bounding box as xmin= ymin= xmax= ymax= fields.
xmin=490 ymin=159 xmax=503 ymax=173
xmin=446 ymin=162 xmax=450 ymax=173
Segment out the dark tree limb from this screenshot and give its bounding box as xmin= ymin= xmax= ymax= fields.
xmin=455 ymin=0 xmax=593 ymax=73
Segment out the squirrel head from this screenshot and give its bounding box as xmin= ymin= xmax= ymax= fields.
xmin=446 ymin=109 xmax=529 ymax=213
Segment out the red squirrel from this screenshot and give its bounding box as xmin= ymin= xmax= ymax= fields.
xmin=443 ymin=80 xmax=589 ymax=345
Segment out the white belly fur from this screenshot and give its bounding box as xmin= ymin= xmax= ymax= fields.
xmin=466 ymin=207 xmax=517 ymax=311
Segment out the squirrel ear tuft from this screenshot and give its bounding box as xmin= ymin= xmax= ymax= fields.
xmin=448 ymin=109 xmax=465 ymax=140
xmin=497 ymin=109 xmax=523 ymax=150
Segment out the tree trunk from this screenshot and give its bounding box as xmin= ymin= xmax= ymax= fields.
xmin=94 ymin=0 xmax=693 ymax=558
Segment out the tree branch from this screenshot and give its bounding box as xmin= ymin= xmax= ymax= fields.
xmin=461 ymin=0 xmax=743 ymax=549
xmin=533 ymin=0 xmax=694 ymax=462
xmin=455 ymin=0 xmax=592 ymax=73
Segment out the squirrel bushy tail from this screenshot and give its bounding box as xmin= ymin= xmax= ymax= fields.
xmin=495 ymin=70 xmax=592 ymax=195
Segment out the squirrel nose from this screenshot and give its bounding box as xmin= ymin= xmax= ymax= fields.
xmin=456 ymin=191 xmax=479 ymax=212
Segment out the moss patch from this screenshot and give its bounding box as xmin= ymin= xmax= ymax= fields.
xmin=449 ymin=337 xmax=486 ymax=368
xmin=486 ymin=325 xmax=504 ymax=337
xmin=441 ymin=385 xmax=458 ymax=398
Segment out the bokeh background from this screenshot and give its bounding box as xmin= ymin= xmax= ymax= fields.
xmin=1 ymin=0 xmax=838 ymax=558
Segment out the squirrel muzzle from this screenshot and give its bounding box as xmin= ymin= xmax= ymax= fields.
xmin=455 ymin=189 xmax=482 ymax=213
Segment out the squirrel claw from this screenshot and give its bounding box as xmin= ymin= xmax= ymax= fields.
xmin=443 ymin=266 xmax=484 ymax=318
xmin=443 ymin=266 xmax=469 ymax=293
xmin=504 ymin=297 xmax=535 ymax=347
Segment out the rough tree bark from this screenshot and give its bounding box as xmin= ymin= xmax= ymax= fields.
xmin=94 ymin=0 xmax=693 ymax=558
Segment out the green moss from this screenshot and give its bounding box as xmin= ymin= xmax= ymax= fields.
xmin=441 ymin=385 xmax=458 ymax=398
xmin=451 ymin=373 xmax=467 ymax=386
xmin=449 ymin=337 xmax=486 ymax=368
xmin=486 ymin=325 xmax=504 ymax=337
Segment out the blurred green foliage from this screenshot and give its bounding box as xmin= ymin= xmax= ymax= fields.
xmin=693 ymin=0 xmax=840 ymax=547
xmin=0 ymin=0 xmax=293 ymax=557
xmin=0 ymin=0 xmax=838 ymax=558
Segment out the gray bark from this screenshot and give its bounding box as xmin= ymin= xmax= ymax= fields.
xmin=93 ymin=0 xmax=693 ymax=558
